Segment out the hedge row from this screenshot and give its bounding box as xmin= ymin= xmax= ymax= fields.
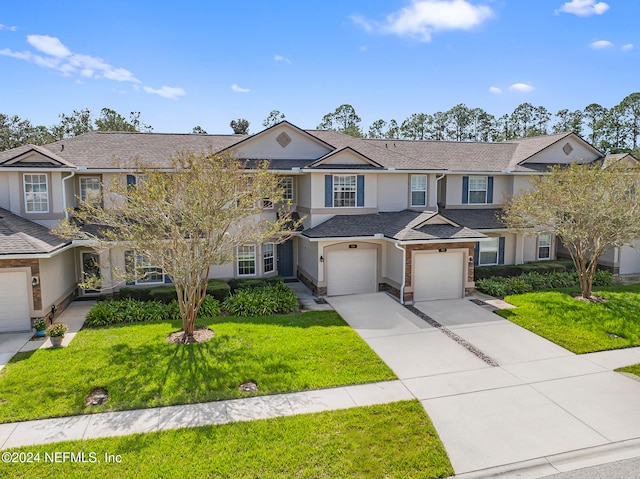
xmin=475 ymin=270 xmax=614 ymax=297
xmin=118 ymin=279 xmax=231 ymax=303
xmin=474 ymin=260 xmax=575 ymax=281
xmin=86 ymin=280 xmax=299 ymax=326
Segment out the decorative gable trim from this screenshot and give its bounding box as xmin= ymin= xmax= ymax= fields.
xmin=0 ymin=145 xmax=76 ymax=168
xmin=413 ymin=212 xmax=460 ymax=229
xmin=309 ymin=147 xmax=383 ymax=169
xmin=518 ymin=133 xmax=604 ymax=165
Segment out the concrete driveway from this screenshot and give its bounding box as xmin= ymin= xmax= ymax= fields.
xmin=328 ymin=293 xmax=640 ymax=476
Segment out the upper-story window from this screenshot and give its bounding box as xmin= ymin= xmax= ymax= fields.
xmin=24 ymin=174 xmax=49 ymax=213
xmin=79 ymin=177 xmax=101 ymax=203
xmin=280 ymin=177 xmax=293 ymax=201
xmin=333 ymin=175 xmax=357 ymax=207
xmin=538 ymin=233 xmax=551 ymax=260
xmin=411 ymin=175 xmax=427 ymax=207
xmin=468 ymin=176 xmax=488 ymax=204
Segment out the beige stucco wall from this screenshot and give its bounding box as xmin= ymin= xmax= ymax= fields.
xmin=523 ymin=139 xmax=600 ymax=165
xmin=445 ymin=174 xmax=510 ymax=207
xmin=230 ymin=124 xmax=331 ymax=160
xmin=620 ymin=242 xmax=640 ymax=275
xmin=39 ymin=248 xmax=77 ymax=310
xmin=378 ymin=174 xmax=408 ymax=212
xmin=297 ymin=238 xmax=319 ymax=281
xmin=385 ymin=241 xmax=403 ymax=285
xmin=523 ymin=235 xmax=538 ymax=262
xmin=0 ymin=173 xmax=10 ymax=210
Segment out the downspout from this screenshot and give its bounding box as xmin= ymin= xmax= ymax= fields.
xmin=434 ymin=174 xmax=445 ymax=213
xmin=61 ymin=171 xmax=76 ymax=220
xmin=394 ymin=242 xmax=406 ymax=304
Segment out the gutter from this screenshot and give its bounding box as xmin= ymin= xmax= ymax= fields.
xmin=61 ymin=171 xmax=76 ymax=220
xmin=0 ymin=242 xmax=76 ymax=260
xmin=304 ymin=235 xmax=492 ymax=245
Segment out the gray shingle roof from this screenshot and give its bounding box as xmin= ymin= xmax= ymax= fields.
xmin=302 ymin=210 xmax=486 ymax=241
xmin=439 ymin=208 xmax=506 ymax=229
xmin=0 ymin=208 xmax=70 ymax=255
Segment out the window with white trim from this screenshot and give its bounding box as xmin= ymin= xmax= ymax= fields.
xmin=24 ymin=174 xmax=49 ymax=213
xmin=280 ymin=177 xmax=293 ymax=201
xmin=479 ymin=238 xmax=499 ymax=266
xmin=410 ymin=175 xmax=427 ymax=207
xmin=263 ymin=243 xmax=275 ymax=273
xmin=333 ymin=175 xmax=357 ymax=207
xmin=79 ymin=177 xmax=101 ymax=203
xmin=135 ymin=254 xmax=165 ymax=284
xmin=468 ymin=176 xmax=488 ymax=204
xmin=538 ymin=233 xmax=551 ymax=260
xmin=237 ymin=245 xmax=256 ymax=276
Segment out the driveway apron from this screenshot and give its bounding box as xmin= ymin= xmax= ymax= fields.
xmin=328 ymin=293 xmax=640 ymax=475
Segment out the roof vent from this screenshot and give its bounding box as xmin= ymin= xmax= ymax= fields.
xmin=60 ymin=144 xmax=64 ymax=152
xmin=563 ymin=142 xmax=573 ymax=155
xmin=276 ymin=132 xmax=291 ymax=148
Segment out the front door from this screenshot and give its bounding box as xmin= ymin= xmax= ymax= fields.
xmin=277 ymin=239 xmax=294 ymax=278
xmin=81 ymin=252 xmax=101 ymax=294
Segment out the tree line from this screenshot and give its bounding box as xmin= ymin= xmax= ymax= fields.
xmin=314 ymin=93 xmax=640 ymax=155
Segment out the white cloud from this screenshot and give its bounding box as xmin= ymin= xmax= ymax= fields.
xmin=621 ymin=43 xmax=634 ymax=51
xmin=27 ymin=34 xmax=71 ymax=57
xmin=143 ymin=85 xmax=186 ymax=99
xmin=231 ymin=83 xmax=250 ymax=93
xmin=488 ymin=86 xmax=502 ymax=95
xmin=589 ymin=40 xmax=614 ymax=49
xmin=274 ymin=55 xmax=291 ymax=64
xmin=509 ymin=83 xmax=534 ymax=93
xmin=351 ymin=0 xmax=494 ymax=42
xmin=0 ymin=24 xmax=17 ymax=31
xmin=555 ymin=0 xmax=610 ymax=16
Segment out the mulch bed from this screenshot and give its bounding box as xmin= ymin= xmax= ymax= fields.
xmin=166 ymin=326 xmax=214 ymax=344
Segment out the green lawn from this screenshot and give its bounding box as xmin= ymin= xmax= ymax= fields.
xmin=617 ymin=364 xmax=640 ymax=378
xmin=0 ymin=401 xmax=453 ymax=479
xmin=0 ymin=311 xmax=395 ymax=423
xmin=495 ymin=284 xmax=640 ymax=354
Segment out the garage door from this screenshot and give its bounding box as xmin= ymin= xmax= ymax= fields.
xmin=0 ymin=271 xmax=31 ymax=332
xmin=413 ymin=252 xmax=464 ymax=301
xmin=327 ymin=249 xmax=377 ymax=296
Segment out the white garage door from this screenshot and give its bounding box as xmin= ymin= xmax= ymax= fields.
xmin=327 ymin=249 xmax=377 ymax=296
xmin=0 ymin=271 xmax=31 ymax=332
xmin=413 ymin=252 xmax=464 ymax=301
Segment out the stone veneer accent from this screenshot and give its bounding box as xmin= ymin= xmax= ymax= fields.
xmin=403 ymin=242 xmax=475 ymax=303
xmin=0 ymin=258 xmax=41 ymax=310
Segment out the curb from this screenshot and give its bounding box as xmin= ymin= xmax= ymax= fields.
xmin=452 ymin=438 xmax=640 ymax=478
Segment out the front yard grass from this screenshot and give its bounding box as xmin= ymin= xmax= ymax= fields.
xmin=617 ymin=364 xmax=640 ymax=379
xmin=0 ymin=311 xmax=395 ymax=423
xmin=0 ymin=401 xmax=453 ymax=479
xmin=495 ymin=284 xmax=640 ymax=354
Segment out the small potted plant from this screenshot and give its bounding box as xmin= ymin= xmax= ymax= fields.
xmin=33 ymin=318 xmax=47 ymax=338
xmin=46 ymin=322 xmax=68 ymax=347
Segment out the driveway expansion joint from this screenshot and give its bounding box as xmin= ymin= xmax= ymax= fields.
xmin=404 ymin=304 xmax=500 ymax=367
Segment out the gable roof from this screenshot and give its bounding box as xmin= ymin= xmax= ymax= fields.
xmin=507 ymin=132 xmax=604 ymax=169
xmin=0 ymin=144 xmax=76 ymax=168
xmin=0 ymin=208 xmax=71 ymax=255
xmin=302 ymin=210 xmax=486 ymax=242
xmin=308 ymin=146 xmax=383 ymax=169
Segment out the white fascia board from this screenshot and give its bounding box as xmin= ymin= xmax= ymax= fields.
xmin=0 ymin=242 xmax=76 ymax=260
xmin=304 ymin=235 xmax=491 ymax=244
xmin=0 ymin=167 xmax=77 ymax=172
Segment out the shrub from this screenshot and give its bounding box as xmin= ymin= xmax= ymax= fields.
xmin=476 ymin=269 xmax=615 ymax=297
xmin=207 ymin=279 xmax=231 ymax=302
xmin=117 ymin=287 xmax=152 ymax=301
xmin=227 ymin=276 xmax=283 ymax=293
xmin=85 ymin=299 xmax=169 ymax=326
xmin=474 ymin=260 xmax=575 ymax=281
xmin=148 ymin=286 xmax=178 ymax=303
xmin=223 ymin=283 xmax=298 ymax=317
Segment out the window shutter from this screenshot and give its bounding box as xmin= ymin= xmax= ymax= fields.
xmin=498 ymin=237 xmax=505 ymax=265
xmin=126 ymin=174 xmax=136 ymax=186
xmin=356 ymin=175 xmax=365 ymax=207
xmin=487 ymin=176 xmax=494 ymax=203
xmin=462 ymin=176 xmax=469 ymax=204
xmin=473 ymin=242 xmax=479 ymax=266
xmin=164 ymin=274 xmax=172 ymax=284
xmin=324 ymin=175 xmax=333 ymax=207
xmin=124 ymin=250 xmax=135 ymax=285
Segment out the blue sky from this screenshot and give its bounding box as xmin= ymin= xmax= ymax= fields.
xmin=0 ymin=0 xmax=637 ymax=135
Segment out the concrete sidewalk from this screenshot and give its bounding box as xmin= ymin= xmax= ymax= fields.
xmin=0 ymin=380 xmax=413 ymax=449
xmin=0 ymin=301 xmax=93 ymax=370
xmin=328 ymin=293 xmax=640 ymax=477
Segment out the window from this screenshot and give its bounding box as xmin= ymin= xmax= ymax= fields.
xmin=538 ymin=233 xmax=551 ymax=260
xmin=237 ymin=245 xmax=256 ymax=276
xmin=333 ymin=175 xmax=357 ymax=207
xmin=263 ymin=198 xmax=274 ymax=209
xmin=263 ymin=243 xmax=275 ymax=273
xmin=411 ymin=175 xmax=427 ymax=207
xmin=479 ymin=238 xmax=499 ymax=266
xmin=24 ymin=174 xmax=49 ymax=213
xmin=79 ymin=177 xmax=101 ymax=203
xmin=135 ymin=254 xmax=165 ymax=284
xmin=468 ymin=176 xmax=488 ymax=204
xmin=280 ymin=177 xmax=293 ymax=201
